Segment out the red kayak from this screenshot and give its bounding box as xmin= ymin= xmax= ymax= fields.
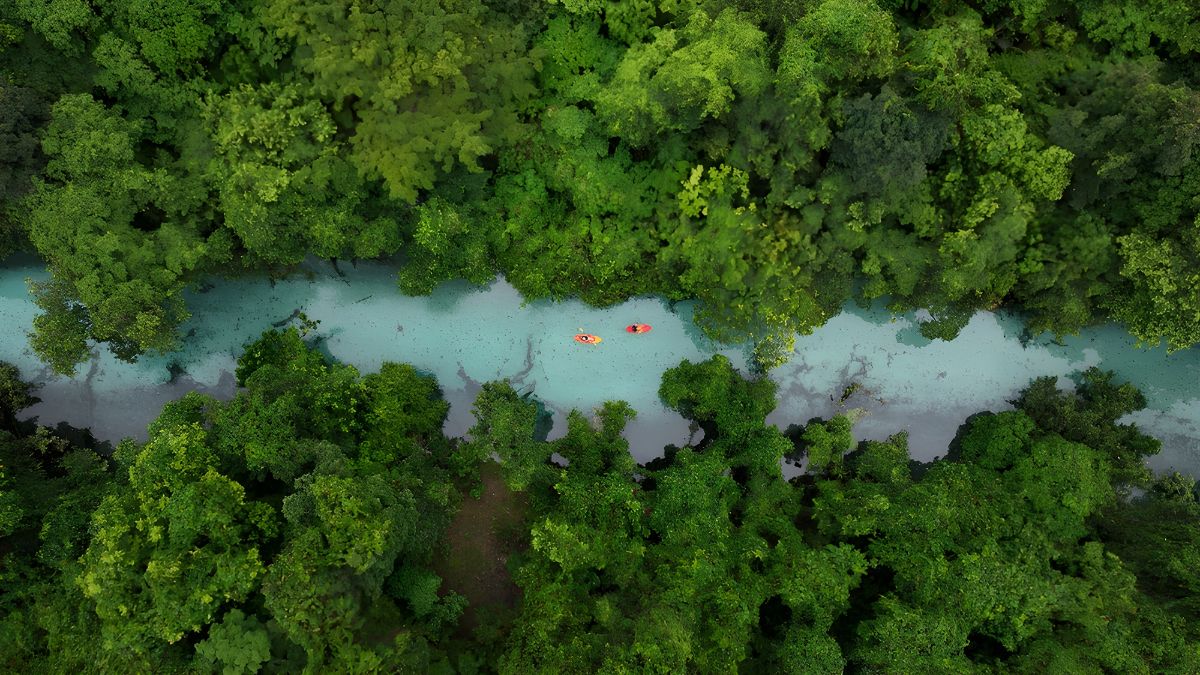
xmin=626 ymin=324 xmax=652 ymax=334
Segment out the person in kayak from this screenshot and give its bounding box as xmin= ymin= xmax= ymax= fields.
xmin=626 ymin=323 xmax=652 ymax=334
xmin=574 ymin=333 xmax=602 ymax=344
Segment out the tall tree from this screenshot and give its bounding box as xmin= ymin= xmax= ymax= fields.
xmin=264 ymin=0 xmax=536 ymax=202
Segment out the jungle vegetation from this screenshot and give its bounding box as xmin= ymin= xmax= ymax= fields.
xmin=1 ymin=0 xmax=1199 ymax=373
xmin=0 ymin=331 xmax=1197 ymax=671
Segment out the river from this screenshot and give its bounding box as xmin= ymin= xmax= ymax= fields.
xmin=1 ymin=257 xmax=1197 ymax=476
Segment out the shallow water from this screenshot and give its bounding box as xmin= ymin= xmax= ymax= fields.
xmin=1 ymin=258 xmax=1196 ymax=476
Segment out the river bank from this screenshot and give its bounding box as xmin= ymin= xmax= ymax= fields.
xmin=1 ymin=257 xmax=1196 ymax=475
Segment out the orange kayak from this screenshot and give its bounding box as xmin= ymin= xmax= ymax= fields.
xmin=574 ymin=333 xmax=602 ymax=344
xmin=626 ymin=324 xmax=652 ymax=334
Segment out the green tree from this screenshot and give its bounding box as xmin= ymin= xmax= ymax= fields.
xmin=11 ymin=0 xmax=97 ymax=53
xmin=264 ymin=0 xmax=536 ymax=202
xmin=26 ymin=94 xmax=205 ymax=371
xmin=658 ymin=355 xmax=777 ymax=439
xmin=595 ymin=9 xmax=770 ymax=147
xmin=202 ymin=82 xmax=402 ymax=265
xmin=1113 ymin=220 xmax=1200 ymax=351
xmin=0 ymin=362 xmax=120 ymax=670
xmin=77 ymin=421 xmax=274 ymax=651
xmin=455 ymin=380 xmax=547 ymax=489
xmin=397 ymin=197 xmax=494 ymax=294
xmin=194 ymin=609 xmax=272 ymax=675
xmin=1012 ymin=367 xmax=1160 ymax=484
xmin=797 ymin=414 xmax=855 ymax=473
xmin=65 ymin=331 xmax=464 ymax=668
xmin=793 ymin=0 xmax=899 ymax=83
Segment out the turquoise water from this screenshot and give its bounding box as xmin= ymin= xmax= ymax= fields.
xmin=1 ymin=258 xmax=1197 ymax=475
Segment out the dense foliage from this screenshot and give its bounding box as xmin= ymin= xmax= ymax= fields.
xmin=481 ymin=356 xmax=1195 ymax=671
xmin=0 ymin=331 xmax=466 ymax=671
xmin=3 ymin=1 xmax=1196 ymax=667
xmin=2 ymin=0 xmax=1199 ymax=373
xmin=2 ymin=337 xmax=1195 ymax=671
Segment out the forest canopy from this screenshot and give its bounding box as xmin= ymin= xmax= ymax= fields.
xmin=3 ymin=0 xmax=1198 ymax=669
xmin=1 ymin=0 xmax=1199 ymax=373
xmin=0 ymin=334 xmax=1197 ymax=671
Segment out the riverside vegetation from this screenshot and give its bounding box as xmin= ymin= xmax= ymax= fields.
xmin=0 ymin=329 xmax=1197 ymax=671
xmin=2 ymin=0 xmax=1199 ymax=671
xmin=0 ymin=0 xmax=1198 ymax=372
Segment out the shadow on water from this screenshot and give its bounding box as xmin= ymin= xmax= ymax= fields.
xmin=308 ymin=333 xmax=339 ymax=364
xmin=531 ymin=398 xmax=554 ymax=443
xmin=834 ymin=299 xmax=936 ymax=348
xmin=894 ymin=321 xmax=934 ymax=348
xmin=838 ymin=297 xmax=896 ymax=323
xmin=425 ymin=278 xmax=496 ymax=314
xmin=669 ymin=299 xmax=734 ymax=353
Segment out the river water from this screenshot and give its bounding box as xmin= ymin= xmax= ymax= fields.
xmin=1 ymin=257 xmax=1197 ymax=476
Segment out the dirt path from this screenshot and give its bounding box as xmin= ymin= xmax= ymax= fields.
xmin=435 ymin=462 xmax=528 ymax=635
